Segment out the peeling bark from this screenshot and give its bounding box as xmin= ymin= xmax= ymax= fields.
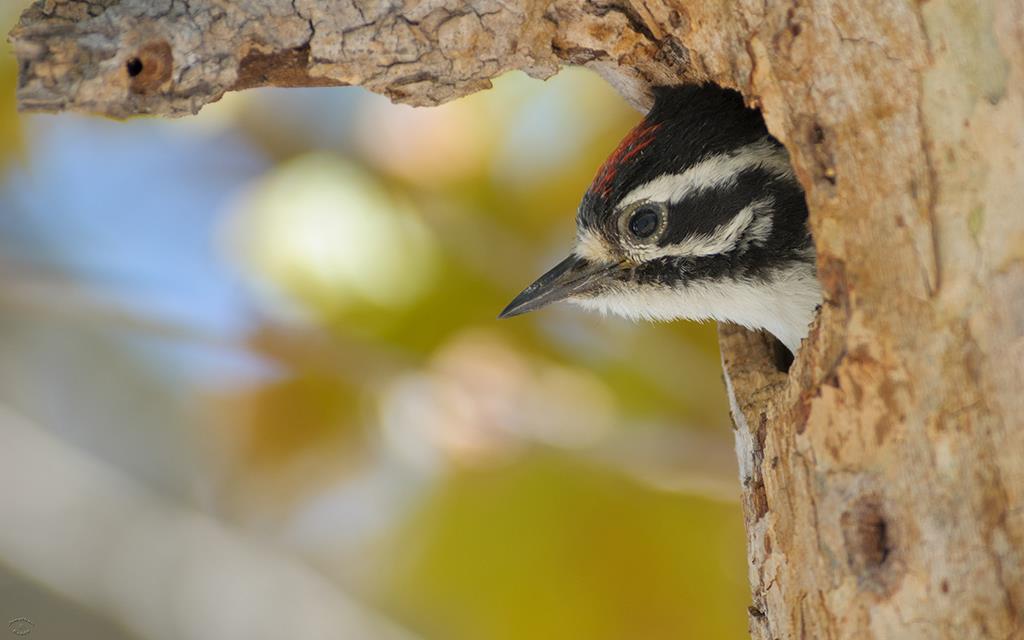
xmin=10 ymin=0 xmax=1024 ymax=638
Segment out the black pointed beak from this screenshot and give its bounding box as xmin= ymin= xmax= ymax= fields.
xmin=499 ymin=255 xmax=621 ymax=319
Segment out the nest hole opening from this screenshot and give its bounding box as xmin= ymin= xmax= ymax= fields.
xmin=126 ymin=58 xmax=144 ymax=78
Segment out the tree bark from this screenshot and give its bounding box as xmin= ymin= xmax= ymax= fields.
xmin=10 ymin=1 xmax=1024 ymax=638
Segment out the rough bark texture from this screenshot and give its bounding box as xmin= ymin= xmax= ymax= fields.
xmin=10 ymin=1 xmax=1024 ymax=638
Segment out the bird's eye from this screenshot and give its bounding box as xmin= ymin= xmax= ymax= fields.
xmin=627 ymin=204 xmax=662 ymax=239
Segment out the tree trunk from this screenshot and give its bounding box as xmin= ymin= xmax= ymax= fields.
xmin=10 ymin=1 xmax=1024 ymax=638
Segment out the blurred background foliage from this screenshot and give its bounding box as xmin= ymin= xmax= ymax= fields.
xmin=0 ymin=2 xmax=747 ymax=638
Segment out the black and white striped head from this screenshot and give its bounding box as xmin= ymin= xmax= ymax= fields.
xmin=501 ymin=84 xmax=820 ymax=352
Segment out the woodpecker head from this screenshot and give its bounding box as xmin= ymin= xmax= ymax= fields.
xmin=500 ymin=84 xmax=821 ymax=353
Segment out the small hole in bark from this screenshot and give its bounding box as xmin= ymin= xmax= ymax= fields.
xmin=863 ymin=515 xmax=889 ymax=565
xmin=842 ymin=495 xmax=902 ymax=593
xmin=808 ymin=122 xmax=837 ymax=185
xmin=864 ymin=513 xmax=889 ymax=565
xmin=940 ymin=580 xmax=949 ymax=594
xmin=824 ymin=370 xmax=840 ymax=388
xmin=127 ymin=41 xmax=174 ymax=94
xmin=126 ymin=58 xmax=144 ymax=77
xmin=771 ymin=336 xmax=793 ymax=373
xmin=846 ymin=501 xmax=889 ymax=567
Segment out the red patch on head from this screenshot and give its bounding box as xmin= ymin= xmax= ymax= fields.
xmin=591 ymin=121 xmax=661 ymax=199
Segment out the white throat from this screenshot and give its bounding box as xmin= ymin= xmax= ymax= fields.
xmin=572 ymin=262 xmax=821 ymax=353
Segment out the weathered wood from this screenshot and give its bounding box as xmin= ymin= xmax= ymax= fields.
xmin=8 ymin=0 xmax=694 ymax=117
xmin=10 ymin=1 xmax=1024 ymax=638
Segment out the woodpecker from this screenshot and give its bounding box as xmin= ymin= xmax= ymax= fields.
xmin=499 ymin=84 xmax=821 ymax=353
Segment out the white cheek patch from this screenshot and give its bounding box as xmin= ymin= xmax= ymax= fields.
xmin=573 ymin=228 xmax=617 ymax=263
xmin=618 ymin=137 xmax=793 ymax=208
xmin=570 ymin=263 xmax=822 ymax=353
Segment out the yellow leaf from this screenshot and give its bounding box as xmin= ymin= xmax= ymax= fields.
xmin=1 ymin=8 xmax=27 ymax=169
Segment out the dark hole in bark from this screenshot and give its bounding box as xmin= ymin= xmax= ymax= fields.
xmin=847 ymin=500 xmax=889 ymax=568
xmin=126 ymin=58 xmax=144 ymax=77
xmin=127 ymin=41 xmax=174 ymax=94
xmin=808 ymin=121 xmax=837 ymax=185
xmin=863 ymin=513 xmax=890 ymax=566
xmin=771 ymin=336 xmax=794 ymax=372
xmin=841 ymin=494 xmax=903 ymax=593
xmin=824 ymin=370 xmax=840 ymax=388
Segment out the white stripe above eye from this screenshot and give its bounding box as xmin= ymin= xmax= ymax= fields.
xmin=575 ymin=197 xmax=777 ymax=265
xmin=618 ymin=137 xmax=793 ymax=209
xmin=630 ymin=197 xmax=774 ymax=261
